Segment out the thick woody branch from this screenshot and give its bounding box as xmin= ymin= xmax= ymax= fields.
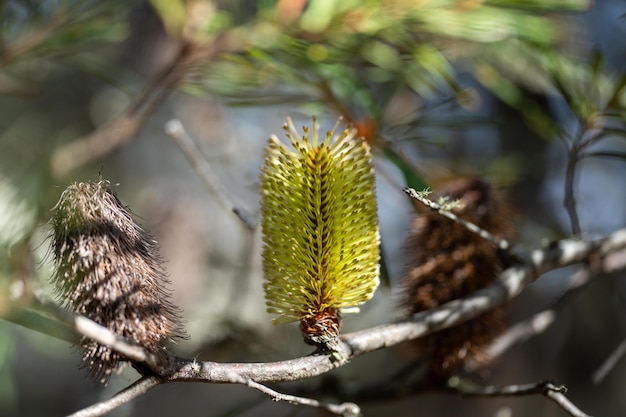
xmin=13 ymin=229 xmax=626 ymax=380
xmin=468 ymin=236 xmax=626 ymax=372
xmin=7 ymin=228 xmax=625 ymax=417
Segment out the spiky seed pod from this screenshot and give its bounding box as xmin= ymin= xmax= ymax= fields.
xmin=401 ymin=178 xmax=513 ymax=379
xmin=260 ymin=117 xmax=380 ymax=351
xmin=50 ymin=181 xmax=186 ymax=384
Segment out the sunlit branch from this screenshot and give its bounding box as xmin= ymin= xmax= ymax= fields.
xmin=17 ymin=227 xmax=626 ymax=417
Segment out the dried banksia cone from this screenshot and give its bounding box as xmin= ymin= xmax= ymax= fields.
xmin=401 ymin=178 xmax=513 ymax=379
xmin=260 ymin=117 xmax=380 ymax=351
xmin=50 ymin=181 xmax=186 ymax=384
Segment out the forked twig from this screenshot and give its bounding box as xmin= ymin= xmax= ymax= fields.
xmin=447 ymin=378 xmax=592 ymax=417
xmin=564 ymin=144 xmax=582 ymax=236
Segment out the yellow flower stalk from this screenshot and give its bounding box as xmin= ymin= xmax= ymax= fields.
xmin=260 ymin=117 xmax=380 ymax=350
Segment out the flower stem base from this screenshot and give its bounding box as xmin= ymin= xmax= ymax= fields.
xmin=299 ymin=308 xmax=342 ymax=352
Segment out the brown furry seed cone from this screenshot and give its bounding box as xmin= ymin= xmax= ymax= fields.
xmin=50 ymin=181 xmax=186 ymax=384
xmin=400 ymin=178 xmax=514 ymax=379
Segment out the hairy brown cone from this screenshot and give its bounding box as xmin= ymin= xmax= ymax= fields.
xmin=400 ymin=178 xmax=514 ymax=379
xmin=50 ymin=181 xmax=186 ymax=384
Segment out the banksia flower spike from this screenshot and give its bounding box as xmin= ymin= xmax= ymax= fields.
xmin=401 ymin=178 xmax=513 ymax=379
xmin=50 ymin=180 xmax=186 ymax=384
xmin=260 ymin=117 xmax=380 ymax=351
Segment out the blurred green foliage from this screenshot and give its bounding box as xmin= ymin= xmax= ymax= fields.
xmin=1 ymin=0 xmax=624 ymax=325
xmin=0 ymin=1 xmax=625 ymax=415
xmin=2 ymin=0 xmax=624 ymax=321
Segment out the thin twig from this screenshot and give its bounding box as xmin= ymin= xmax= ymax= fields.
xmin=466 ymin=309 xmax=557 ymax=372
xmin=545 ymin=390 xmax=593 ymax=417
xmin=67 ymin=376 xmax=160 ymax=417
xmin=582 ymin=151 xmax=626 ymax=160
xmin=73 ymin=316 xmax=165 ymax=371
xmin=228 ymin=373 xmax=361 ymax=417
xmin=33 ymin=295 xmax=164 ymax=372
xmin=165 ymin=119 xmax=256 ymax=230
xmin=467 ymin=261 xmax=595 ymax=372
xmin=403 ymin=187 xmax=513 ymax=252
xmin=447 ymin=378 xmax=592 ymax=417
xmin=50 ymin=36 xmax=228 ymax=178
xmin=592 ymin=338 xmax=626 ymax=385
xmin=166 ymin=117 xmax=258 ymax=318
xmin=562 ymin=119 xmax=606 ymax=238
xmin=447 ymin=377 xmax=566 ymax=396
xmin=564 ymin=144 xmax=582 ymax=236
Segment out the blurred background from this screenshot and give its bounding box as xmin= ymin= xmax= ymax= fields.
xmin=1 ymin=0 xmax=626 ymax=416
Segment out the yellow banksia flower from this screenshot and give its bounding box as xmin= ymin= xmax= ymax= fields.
xmin=260 ymin=117 xmax=380 ymax=350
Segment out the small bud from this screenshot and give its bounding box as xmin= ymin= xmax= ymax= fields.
xmin=50 ymin=180 xmax=186 ymax=384
xmin=401 ymin=178 xmax=513 ymax=378
xmin=260 ymin=117 xmax=380 ymax=351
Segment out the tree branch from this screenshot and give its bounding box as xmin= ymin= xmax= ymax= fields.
xmin=67 ymin=376 xmax=160 ymax=417
xmin=447 ymin=378 xmax=592 ymax=417
xmin=32 ymin=295 xmax=165 ymax=373
xmin=7 ymin=228 xmax=625 ymax=417
xmin=403 ymin=187 xmax=513 ymax=252
xmin=564 ymin=143 xmax=582 ymax=236
xmin=562 ymin=119 xmax=606 ymax=238
xmin=546 ymin=390 xmax=593 ymax=417
xmin=592 ymin=337 xmax=626 ymax=385
xmin=466 ymin=237 xmax=621 ymax=372
xmin=167 ymin=228 xmax=626 ymax=384
xmin=165 ymin=119 xmax=256 ymax=230
xmin=466 ymin=309 xmax=556 ymax=372
xmin=50 ymin=36 xmax=229 ymax=178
